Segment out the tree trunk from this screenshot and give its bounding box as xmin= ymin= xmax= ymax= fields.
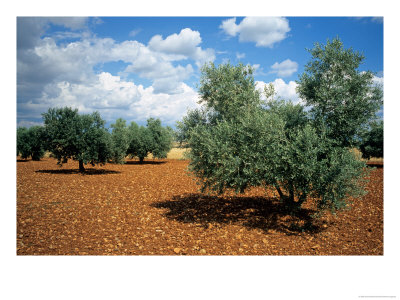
xmin=276 ymin=184 xmax=305 ymax=212
xmin=79 ymin=160 xmax=85 ymax=172
xmin=139 ymin=157 xmax=144 ymax=164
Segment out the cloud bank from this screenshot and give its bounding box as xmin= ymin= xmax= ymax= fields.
xmin=17 ymin=18 xmax=210 ymax=127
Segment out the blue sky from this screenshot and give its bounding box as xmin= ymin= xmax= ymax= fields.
xmin=17 ymin=16 xmax=383 ymax=128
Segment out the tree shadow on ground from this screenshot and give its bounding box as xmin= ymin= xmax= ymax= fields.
xmin=17 ymin=159 xmax=30 ymax=162
xmin=125 ymin=160 xmax=167 ymax=165
xmin=151 ymin=193 xmax=326 ymax=235
xmin=36 ymin=168 xmax=121 ymax=175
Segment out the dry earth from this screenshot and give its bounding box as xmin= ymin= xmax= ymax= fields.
xmin=17 ymin=157 xmax=383 ymax=255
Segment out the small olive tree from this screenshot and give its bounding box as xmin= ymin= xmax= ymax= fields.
xmin=127 ymin=122 xmax=153 ymax=163
xmin=147 ymin=118 xmax=174 ymax=159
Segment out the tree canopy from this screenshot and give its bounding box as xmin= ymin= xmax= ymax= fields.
xmin=296 ymin=37 xmax=383 ymax=147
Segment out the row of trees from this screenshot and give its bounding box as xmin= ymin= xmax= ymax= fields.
xmin=17 ymin=108 xmax=174 ymax=171
xmin=177 ymin=37 xmax=383 ymax=214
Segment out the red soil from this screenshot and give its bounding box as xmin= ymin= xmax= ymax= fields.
xmin=17 ymin=158 xmax=383 ymax=255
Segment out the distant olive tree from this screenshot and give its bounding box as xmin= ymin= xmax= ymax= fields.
xmin=42 ymin=107 xmax=113 ymax=172
xmin=147 ymin=118 xmax=174 ymax=159
xmin=110 ymin=118 xmax=130 ymax=164
xmin=127 ymin=118 xmax=173 ymax=163
xmin=17 ymin=127 xmax=30 ymax=159
xmin=17 ymin=126 xmax=46 ymax=160
xmin=127 ymin=122 xmax=153 ymax=163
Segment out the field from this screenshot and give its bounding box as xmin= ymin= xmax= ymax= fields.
xmin=17 ymin=153 xmax=383 ymax=255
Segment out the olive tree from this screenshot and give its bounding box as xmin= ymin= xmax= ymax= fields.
xmin=42 ymin=107 xmax=113 ymax=172
xmin=127 ymin=118 xmax=173 ymax=163
xmin=127 ymin=122 xmax=153 ymax=163
xmin=185 ymin=62 xmax=368 ymax=214
xmin=17 ymin=127 xmax=30 ymax=159
xmin=147 ymin=118 xmax=173 ymax=159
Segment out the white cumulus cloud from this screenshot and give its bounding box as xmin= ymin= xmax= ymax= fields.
xmin=270 ymin=59 xmax=298 ymax=77
xmin=148 ymin=28 xmax=215 ymax=67
xmin=220 ymin=17 xmax=290 ymax=48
